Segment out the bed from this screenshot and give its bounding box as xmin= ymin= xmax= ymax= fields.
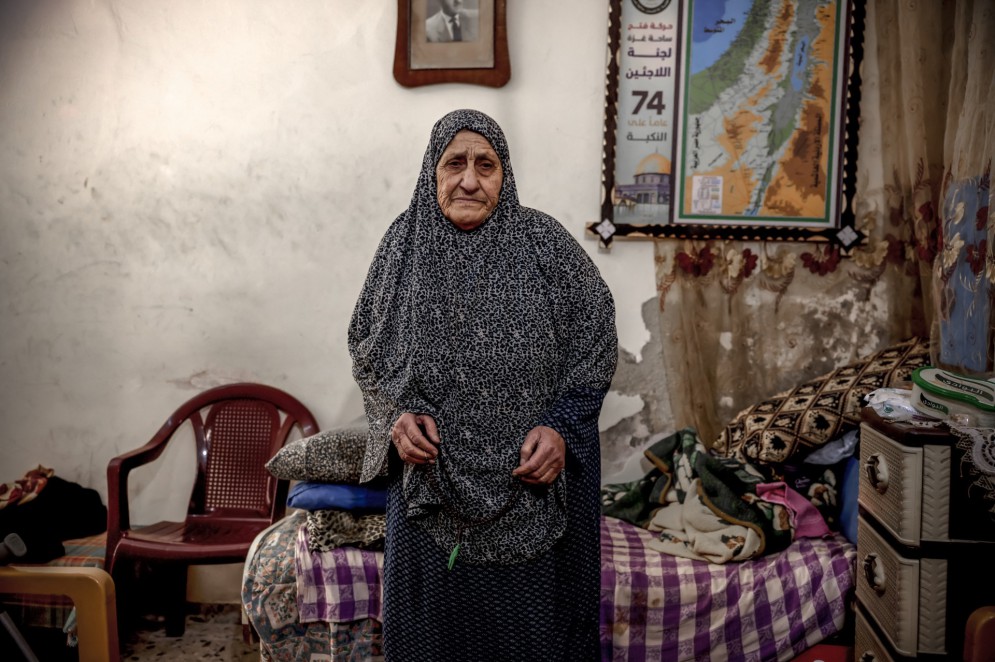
xmin=241 ymin=507 xmax=855 ymax=661
xmin=242 ymin=338 xmax=934 ymax=661
xmin=241 ymin=509 xmax=383 ymax=662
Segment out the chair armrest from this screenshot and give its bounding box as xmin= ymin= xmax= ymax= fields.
xmin=0 ymin=566 xmax=119 ymax=662
xmin=109 ymin=420 xmax=178 ymax=474
xmin=106 ymin=422 xmax=179 ymax=567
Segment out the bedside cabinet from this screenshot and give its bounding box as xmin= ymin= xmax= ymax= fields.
xmin=855 ymin=408 xmax=995 ymax=661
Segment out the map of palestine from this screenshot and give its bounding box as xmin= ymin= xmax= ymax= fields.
xmin=678 ymin=0 xmax=844 ymax=224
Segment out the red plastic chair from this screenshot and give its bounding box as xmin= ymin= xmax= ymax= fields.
xmin=104 ymin=383 xmax=319 ymax=636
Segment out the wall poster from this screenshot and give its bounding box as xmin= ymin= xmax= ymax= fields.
xmin=590 ymin=0 xmax=864 ymax=248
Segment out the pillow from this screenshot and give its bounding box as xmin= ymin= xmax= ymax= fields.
xmin=287 ymin=481 xmax=387 ymax=512
xmin=712 ymin=336 xmax=930 ymax=465
xmin=305 ymin=510 xmax=386 ymax=552
xmin=265 ymin=425 xmax=369 ymax=483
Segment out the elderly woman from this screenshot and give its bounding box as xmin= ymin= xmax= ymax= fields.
xmin=349 ymin=109 xmax=617 ymax=661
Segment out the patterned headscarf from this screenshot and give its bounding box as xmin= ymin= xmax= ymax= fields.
xmin=349 ymin=109 xmax=617 ymax=563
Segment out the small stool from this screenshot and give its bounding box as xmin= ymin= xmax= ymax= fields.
xmin=0 ymin=566 xmax=119 ymax=662
xmin=965 ymin=606 xmax=995 ymax=662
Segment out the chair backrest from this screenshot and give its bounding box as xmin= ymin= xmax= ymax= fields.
xmin=164 ymin=383 xmax=319 ymax=522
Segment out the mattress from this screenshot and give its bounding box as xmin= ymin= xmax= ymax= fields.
xmin=600 ymin=516 xmax=856 ymax=661
xmin=241 ymin=510 xmax=383 ymax=662
xmin=243 ymin=512 xmax=856 ymax=662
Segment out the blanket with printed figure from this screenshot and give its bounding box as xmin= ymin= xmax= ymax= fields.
xmin=601 ymin=429 xmax=835 ymax=563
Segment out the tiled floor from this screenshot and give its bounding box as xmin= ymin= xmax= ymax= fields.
xmin=120 ymin=605 xmax=258 ymax=661
xmin=4 ymin=605 xmax=258 ymax=661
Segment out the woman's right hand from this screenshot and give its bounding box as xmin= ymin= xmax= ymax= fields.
xmin=391 ymin=413 xmax=440 ymax=465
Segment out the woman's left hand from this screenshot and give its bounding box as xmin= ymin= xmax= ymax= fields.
xmin=513 ymin=426 xmax=566 ymax=485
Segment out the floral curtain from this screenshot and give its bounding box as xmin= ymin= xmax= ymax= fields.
xmin=928 ymin=0 xmax=995 ymax=375
xmin=654 ymin=0 xmax=994 ymax=444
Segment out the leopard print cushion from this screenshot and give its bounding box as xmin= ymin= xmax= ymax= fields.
xmin=712 ymin=336 xmax=931 ymax=464
xmin=305 ymin=509 xmax=386 ymax=552
xmin=265 ymin=426 xmax=368 ymax=484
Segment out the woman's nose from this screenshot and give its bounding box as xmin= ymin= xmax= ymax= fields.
xmin=459 ymin=167 xmax=480 ymax=191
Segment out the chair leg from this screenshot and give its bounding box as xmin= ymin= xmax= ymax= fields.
xmin=163 ymin=564 xmax=188 ymax=637
xmin=109 ymin=560 xmax=137 ymax=640
xmin=0 ymin=610 xmax=42 ymax=662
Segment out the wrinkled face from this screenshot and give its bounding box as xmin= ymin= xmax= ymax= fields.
xmin=435 ymin=129 xmax=503 ymax=231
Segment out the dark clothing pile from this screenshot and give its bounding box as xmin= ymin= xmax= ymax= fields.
xmin=0 ymin=471 xmax=107 ymax=564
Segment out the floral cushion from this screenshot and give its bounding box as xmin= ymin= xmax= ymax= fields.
xmin=265 ymin=426 xmax=369 ymax=484
xmin=712 ymin=337 xmax=931 ymax=464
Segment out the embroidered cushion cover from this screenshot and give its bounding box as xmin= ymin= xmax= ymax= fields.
xmin=265 ymin=426 xmax=369 ymax=484
xmin=712 ymin=336 xmax=931 ymax=464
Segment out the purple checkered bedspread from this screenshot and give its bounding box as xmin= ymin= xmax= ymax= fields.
xmin=600 ymin=516 xmax=856 ymax=661
xmin=291 ymin=516 xmax=855 ymax=661
xmin=295 ymin=524 xmax=384 ymax=623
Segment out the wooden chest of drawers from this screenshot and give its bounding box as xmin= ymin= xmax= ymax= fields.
xmin=855 ymin=408 xmax=995 ymax=661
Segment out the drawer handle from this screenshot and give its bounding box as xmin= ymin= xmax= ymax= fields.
xmin=862 ymin=553 xmax=886 ymax=595
xmin=864 ymin=453 xmax=889 ymax=494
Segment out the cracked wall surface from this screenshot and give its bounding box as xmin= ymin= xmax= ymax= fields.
xmin=0 ymin=2 xmax=661 ymax=522
xmin=600 ymin=297 xmax=673 ymax=483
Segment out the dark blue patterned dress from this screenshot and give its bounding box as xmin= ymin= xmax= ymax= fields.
xmin=349 ymin=109 xmax=617 ymax=661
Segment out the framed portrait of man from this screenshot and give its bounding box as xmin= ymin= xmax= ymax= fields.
xmin=394 ymin=0 xmax=510 ymax=87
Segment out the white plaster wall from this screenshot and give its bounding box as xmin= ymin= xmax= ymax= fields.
xmin=0 ymin=0 xmax=658 ymax=524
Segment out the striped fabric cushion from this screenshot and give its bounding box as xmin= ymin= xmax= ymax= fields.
xmin=0 ymin=532 xmax=106 ymax=629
